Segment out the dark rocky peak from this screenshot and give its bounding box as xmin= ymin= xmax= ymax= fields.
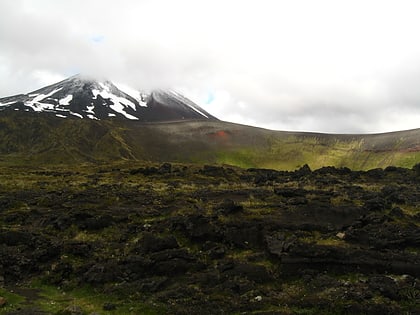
xmin=0 ymin=74 xmax=218 ymax=122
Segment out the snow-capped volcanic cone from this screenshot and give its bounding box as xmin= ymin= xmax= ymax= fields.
xmin=0 ymin=75 xmax=218 ymax=122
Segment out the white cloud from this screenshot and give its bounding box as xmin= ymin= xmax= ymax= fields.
xmin=1 ymin=0 xmax=420 ymax=133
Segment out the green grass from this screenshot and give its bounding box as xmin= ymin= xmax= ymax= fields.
xmin=31 ymin=281 xmax=165 ymax=315
xmin=0 ymin=288 xmax=26 ymax=314
xmin=213 ymin=135 xmax=420 ymax=171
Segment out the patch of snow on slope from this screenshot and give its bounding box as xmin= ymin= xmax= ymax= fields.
xmin=24 ymin=87 xmax=63 ymax=112
xmin=0 ymin=101 xmax=16 ymax=107
xmin=85 ymin=104 xmax=95 ymax=114
xmin=87 ymin=114 xmax=98 ymax=120
xmin=93 ymin=84 xmax=139 ymax=120
xmin=59 ymin=95 xmax=73 ymax=105
xmin=114 ymin=82 xmax=148 ymax=107
xmin=70 ymin=112 xmax=83 ymax=118
xmin=55 ymin=114 xmax=67 ymax=118
xmin=53 ymin=107 xmax=70 ymax=112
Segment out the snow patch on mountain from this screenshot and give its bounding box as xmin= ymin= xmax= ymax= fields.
xmin=24 ymin=87 xmax=63 ymax=112
xmin=0 ymin=101 xmax=16 ymax=106
xmin=70 ymin=112 xmax=83 ymax=118
xmin=92 ymin=84 xmax=138 ymax=120
xmin=59 ymin=95 xmax=73 ymax=106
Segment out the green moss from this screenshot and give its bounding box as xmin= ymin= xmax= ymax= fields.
xmin=31 ymin=281 xmax=165 ymax=315
xmin=216 ymin=148 xmax=260 ymax=169
xmin=0 ymin=288 xmax=26 ymax=314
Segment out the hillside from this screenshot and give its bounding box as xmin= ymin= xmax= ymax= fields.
xmin=0 ymin=111 xmax=419 ymax=170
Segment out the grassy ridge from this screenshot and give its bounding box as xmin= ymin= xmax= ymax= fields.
xmin=0 ymin=111 xmax=419 ymax=169
xmin=214 ymin=134 xmax=420 ymax=170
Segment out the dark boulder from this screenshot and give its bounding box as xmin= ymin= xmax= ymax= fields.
xmin=83 ymin=262 xmax=120 ymax=284
xmin=149 ymin=248 xmax=200 ymax=276
xmin=381 ymin=185 xmax=407 ymax=204
xmin=78 ymin=214 xmax=113 ymax=230
xmin=102 ymin=302 xmax=117 ymax=311
xmin=294 ymin=164 xmax=312 ymax=177
xmin=274 ymin=187 xmax=307 ymax=198
xmin=158 ymin=163 xmax=172 ymax=174
xmin=129 ymin=167 xmax=159 ymax=176
xmin=265 ymin=233 xmax=298 ymax=256
xmin=314 ymin=166 xmax=352 ymax=176
xmin=363 ymin=197 xmax=388 ymax=212
xmin=365 ymin=168 xmax=385 ymax=178
xmin=389 ymin=207 xmax=404 ymax=218
xmin=200 ymin=165 xmax=226 ymax=177
xmin=174 ymin=215 xmax=222 ymax=242
xmin=224 ymin=224 xmax=261 ymax=248
xmin=64 ymin=241 xmax=93 ymax=257
xmin=219 ymin=262 xmax=272 ymax=283
xmin=133 ymin=232 xmax=179 ymax=254
xmin=0 ymin=230 xmax=32 ymax=246
xmin=368 ymin=276 xmax=400 ymax=300
xmin=215 ymin=199 xmax=244 ymax=215
xmin=247 ymin=168 xmax=281 ymax=184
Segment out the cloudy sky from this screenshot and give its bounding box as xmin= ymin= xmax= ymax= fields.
xmin=1 ymin=0 xmax=420 ymax=133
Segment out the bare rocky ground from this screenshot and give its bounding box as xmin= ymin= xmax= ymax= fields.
xmin=0 ymin=162 xmax=419 ymax=314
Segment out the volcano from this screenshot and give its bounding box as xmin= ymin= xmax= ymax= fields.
xmin=0 ymin=74 xmax=217 ymax=122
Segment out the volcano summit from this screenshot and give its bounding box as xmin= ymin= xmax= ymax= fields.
xmin=0 ymin=75 xmax=217 ymax=122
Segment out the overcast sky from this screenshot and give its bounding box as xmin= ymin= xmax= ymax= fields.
xmin=1 ymin=0 xmax=420 ymax=133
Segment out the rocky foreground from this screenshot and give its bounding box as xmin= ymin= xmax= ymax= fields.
xmin=0 ymin=162 xmax=419 ymax=314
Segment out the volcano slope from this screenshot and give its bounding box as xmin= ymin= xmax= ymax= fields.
xmin=0 ymin=161 xmax=419 ymax=314
xmin=0 ymin=111 xmax=419 ymax=170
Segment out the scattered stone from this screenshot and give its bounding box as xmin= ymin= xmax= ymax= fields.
xmin=287 ymin=196 xmax=308 ymax=205
xmin=143 ymin=223 xmax=152 ymax=230
xmin=336 ymin=232 xmax=346 ymax=240
xmin=103 ymin=302 xmax=117 ymax=311
xmin=158 ymin=163 xmax=172 ymax=174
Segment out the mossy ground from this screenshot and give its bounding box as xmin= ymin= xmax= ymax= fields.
xmin=0 ymin=161 xmax=419 ymax=314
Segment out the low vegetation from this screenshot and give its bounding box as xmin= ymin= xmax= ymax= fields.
xmin=0 ymin=160 xmax=419 ymax=314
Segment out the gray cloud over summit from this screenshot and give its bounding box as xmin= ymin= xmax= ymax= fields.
xmin=1 ymin=0 xmax=420 ymax=133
